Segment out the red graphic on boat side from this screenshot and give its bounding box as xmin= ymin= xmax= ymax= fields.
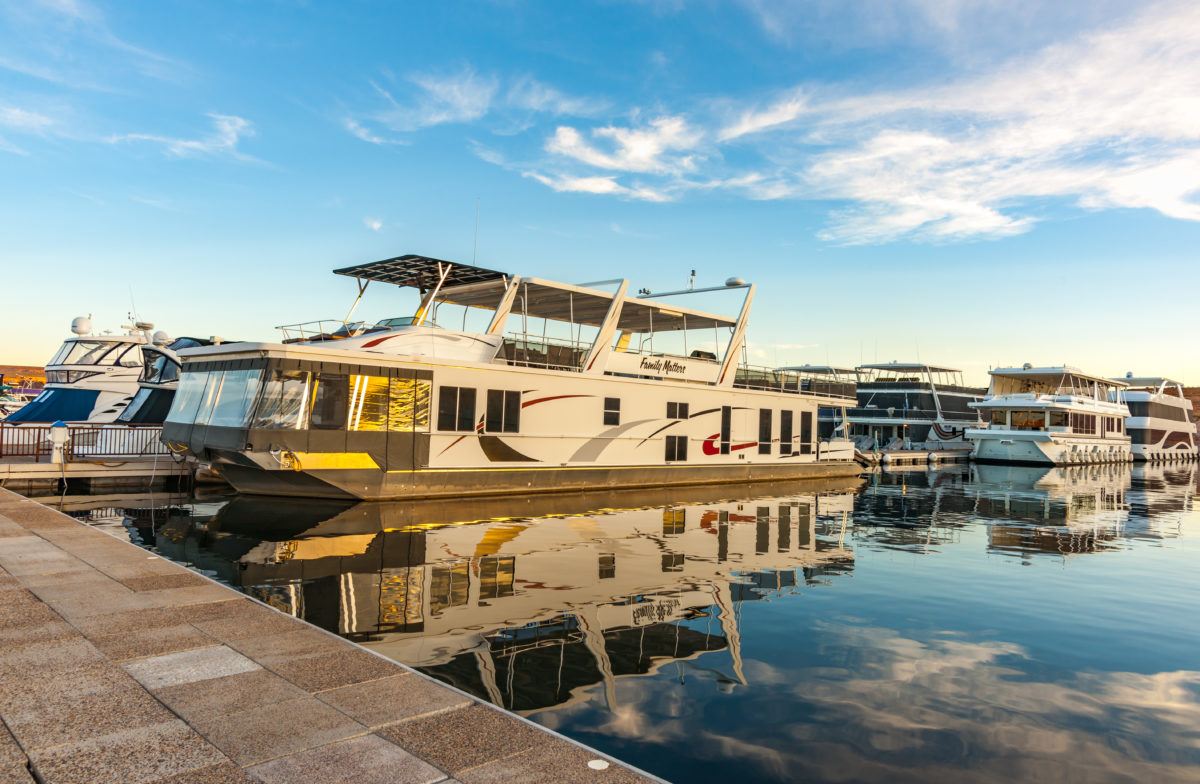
xmin=701 ymin=433 xmax=758 ymax=455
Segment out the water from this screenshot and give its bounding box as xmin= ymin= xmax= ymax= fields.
xmin=34 ymin=463 xmax=1200 ymax=783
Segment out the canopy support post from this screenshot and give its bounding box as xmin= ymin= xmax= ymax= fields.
xmin=581 ymin=279 xmax=629 ymax=374
xmin=717 ymin=284 xmax=756 ymax=387
xmin=341 ymin=279 xmax=371 ymax=326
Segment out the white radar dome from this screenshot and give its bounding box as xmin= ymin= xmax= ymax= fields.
xmin=152 ymin=330 xmax=171 ymax=345
xmin=725 ymin=277 xmax=746 ymax=287
xmin=70 ymin=317 xmax=92 ymax=336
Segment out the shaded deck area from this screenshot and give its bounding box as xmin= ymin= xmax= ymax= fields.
xmin=0 ymin=488 xmax=655 ymax=784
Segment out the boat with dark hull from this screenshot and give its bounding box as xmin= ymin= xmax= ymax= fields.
xmin=162 ymin=254 xmax=860 ymax=500
xmin=848 ymin=362 xmax=985 ymax=451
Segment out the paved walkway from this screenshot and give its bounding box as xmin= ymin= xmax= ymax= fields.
xmin=0 ymin=488 xmax=657 ymax=784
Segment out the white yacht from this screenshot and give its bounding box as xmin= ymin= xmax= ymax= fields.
xmin=848 ymin=362 xmax=985 ymax=451
xmin=161 ymin=254 xmax=859 ymax=500
xmin=5 ymin=317 xmax=158 ymax=424
xmin=1113 ymin=375 xmax=1197 ymax=463
xmin=967 ymin=365 xmax=1132 ymax=466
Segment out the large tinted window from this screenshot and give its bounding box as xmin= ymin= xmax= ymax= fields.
xmin=348 ymin=375 xmax=389 ymax=431
xmin=1010 ymin=411 xmax=1044 ymax=431
xmin=253 ymin=370 xmax=311 ymax=429
xmin=165 ymin=370 xmax=211 ymax=424
xmin=389 ymin=378 xmax=431 ymax=432
xmin=209 ymin=369 xmax=263 ymax=428
xmin=309 ymin=373 xmax=348 ymax=430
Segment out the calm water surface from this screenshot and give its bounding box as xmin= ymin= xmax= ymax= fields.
xmin=37 ymin=464 xmax=1200 ymax=783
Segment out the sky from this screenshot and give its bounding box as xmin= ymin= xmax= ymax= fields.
xmin=1 ymin=0 xmax=1198 ymax=384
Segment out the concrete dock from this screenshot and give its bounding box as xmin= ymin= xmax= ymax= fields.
xmin=0 ymin=487 xmax=656 ymax=784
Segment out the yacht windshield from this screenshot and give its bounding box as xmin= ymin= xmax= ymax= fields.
xmin=56 ymin=340 xmax=142 ymax=367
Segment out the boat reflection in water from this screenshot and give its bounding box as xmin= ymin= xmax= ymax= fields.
xmin=139 ymin=478 xmax=860 ymax=713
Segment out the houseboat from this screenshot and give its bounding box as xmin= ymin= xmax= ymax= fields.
xmin=1113 ymin=375 xmax=1197 ymax=462
xmin=161 ymin=254 xmax=860 ymax=500
xmin=967 ymin=365 xmax=1132 ymax=466
xmin=5 ymin=317 xmax=156 ymax=424
xmin=847 ymin=362 xmax=985 ymax=451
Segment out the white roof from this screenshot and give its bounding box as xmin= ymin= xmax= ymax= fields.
xmin=1114 ymin=375 xmax=1183 ymax=388
xmin=856 ymin=362 xmax=961 ymax=373
xmin=990 ymin=366 xmax=1127 ymax=387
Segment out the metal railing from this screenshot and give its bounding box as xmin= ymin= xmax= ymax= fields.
xmin=0 ymin=424 xmax=168 ymax=462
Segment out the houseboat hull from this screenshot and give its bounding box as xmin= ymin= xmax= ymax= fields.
xmin=968 ymin=429 xmax=1132 ymax=466
xmin=216 ymin=459 xmax=862 ymax=501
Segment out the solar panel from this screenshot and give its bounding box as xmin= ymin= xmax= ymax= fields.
xmin=333 ymin=254 xmax=509 ymax=291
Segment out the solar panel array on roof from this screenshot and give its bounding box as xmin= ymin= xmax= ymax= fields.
xmin=333 ymin=254 xmax=508 ymax=291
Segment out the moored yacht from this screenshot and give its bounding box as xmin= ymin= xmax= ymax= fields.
xmin=5 ymin=317 xmax=157 ymax=424
xmin=1114 ymin=374 xmax=1197 ymax=462
xmin=848 ymin=362 xmax=985 ymax=451
xmin=162 ymin=254 xmax=860 ymax=500
xmin=967 ymin=366 xmax=1132 ymax=466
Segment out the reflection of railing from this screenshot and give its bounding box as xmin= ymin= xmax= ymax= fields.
xmin=849 ymin=407 xmax=979 ymax=423
xmin=0 ymin=424 xmax=169 ymax=461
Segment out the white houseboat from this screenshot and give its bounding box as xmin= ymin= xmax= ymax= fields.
xmin=161 ymin=255 xmax=859 ymax=500
xmin=5 ymin=317 xmax=156 ymax=424
xmin=967 ymin=366 xmax=1132 ymax=466
xmin=847 ymin=362 xmax=985 ymax=451
xmin=1113 ymin=375 xmax=1197 ymax=462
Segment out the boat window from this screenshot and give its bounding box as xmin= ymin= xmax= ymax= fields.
xmin=1048 ymin=410 xmax=1068 ymax=428
xmin=60 ymin=340 xmax=119 ymax=366
xmin=990 ymin=410 xmax=1008 ymax=427
xmin=603 ymin=397 xmax=621 ymax=426
xmin=1127 ymin=401 xmax=1189 ymax=421
xmin=165 ymin=370 xmax=211 ymax=424
xmin=485 ymin=389 xmax=521 ymax=433
xmin=665 ymin=434 xmax=688 ymax=461
xmin=253 ymin=370 xmax=311 ymax=429
xmin=666 ymin=402 xmax=689 ymax=419
xmin=347 ymin=375 xmax=389 ymax=431
xmin=800 ymin=411 xmax=813 ymax=454
xmin=192 ymin=371 xmax=224 ymax=427
xmin=1069 ymin=413 xmax=1097 ymax=435
xmin=758 ymin=409 xmax=772 ymax=454
xmin=780 ymin=410 xmax=794 ymax=455
xmin=108 ymin=345 xmax=143 ymax=367
xmin=209 ymin=368 xmax=263 ymax=428
xmin=720 ymin=406 xmax=731 ymax=454
xmin=309 ymin=373 xmax=348 ymax=430
xmin=437 ymin=386 xmax=476 ymax=432
xmin=1010 ymin=411 xmax=1045 ymax=431
xmin=389 ymin=378 xmax=431 ymax=432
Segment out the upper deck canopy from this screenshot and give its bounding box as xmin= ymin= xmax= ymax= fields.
xmin=1114 ymin=375 xmax=1183 ymax=389
xmin=857 ymin=362 xmax=961 ymax=374
xmin=991 ymin=366 xmax=1127 ymax=387
xmin=334 ymin=255 xmax=508 ymax=291
xmin=332 ymin=254 xmax=738 ymax=333
xmin=776 ymin=365 xmax=859 ymax=376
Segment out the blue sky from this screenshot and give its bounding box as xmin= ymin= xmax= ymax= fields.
xmin=2 ymin=0 xmax=1198 ymax=383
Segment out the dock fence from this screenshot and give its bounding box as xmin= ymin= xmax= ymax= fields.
xmin=0 ymin=424 xmax=168 ymax=462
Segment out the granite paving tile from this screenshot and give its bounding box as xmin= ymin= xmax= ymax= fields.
xmin=247 ymin=733 xmax=446 ymax=784
xmin=154 ymin=668 xmax=310 ymax=724
xmin=123 ymin=645 xmax=261 ymax=690
xmin=137 ymin=583 xmax=246 ymax=609
xmin=2 ymin=665 xmax=176 ymax=752
xmin=377 ymin=704 xmax=549 ymax=775
xmin=89 ymin=622 xmax=216 ymax=662
xmin=227 ymin=627 xmax=348 ymax=665
xmin=457 ymin=739 xmax=649 ymax=784
xmin=264 ymin=646 xmax=399 ymax=692
xmin=0 ymin=617 xmax=77 ymax=650
xmin=0 ymin=718 xmax=32 ymax=783
xmin=0 ymin=636 xmax=106 ymax=679
xmin=317 ymin=673 xmax=471 ymax=728
xmin=28 ymin=719 xmax=227 ymax=784
xmin=189 ymin=605 xmax=315 ymax=642
xmin=185 ymin=695 xmax=367 ymax=767
xmin=146 ymin=760 xmax=259 ymax=784
xmin=122 ymin=573 xmax=209 ymax=592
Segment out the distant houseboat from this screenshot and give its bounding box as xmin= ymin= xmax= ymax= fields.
xmin=161 ymin=255 xmax=860 ymax=500
xmin=1114 ymin=375 xmax=1197 ymax=462
xmin=847 ymin=362 xmax=985 ymax=451
xmin=967 ymin=365 xmax=1132 ymax=466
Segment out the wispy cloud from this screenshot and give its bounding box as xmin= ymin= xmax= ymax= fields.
xmin=489 ymin=1 xmax=1200 ymax=242
xmin=344 ymin=66 xmax=603 ymax=143
xmin=0 ymin=0 xmax=183 ymax=89
xmin=108 ymin=114 xmax=258 ymax=161
xmin=363 ymin=216 xmax=383 ymax=232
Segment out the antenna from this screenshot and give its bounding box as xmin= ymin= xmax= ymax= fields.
xmin=472 ymin=198 xmax=480 ymax=265
xmin=128 ymin=285 xmax=139 ymax=324
xmin=688 ymin=269 xmax=696 ymax=290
